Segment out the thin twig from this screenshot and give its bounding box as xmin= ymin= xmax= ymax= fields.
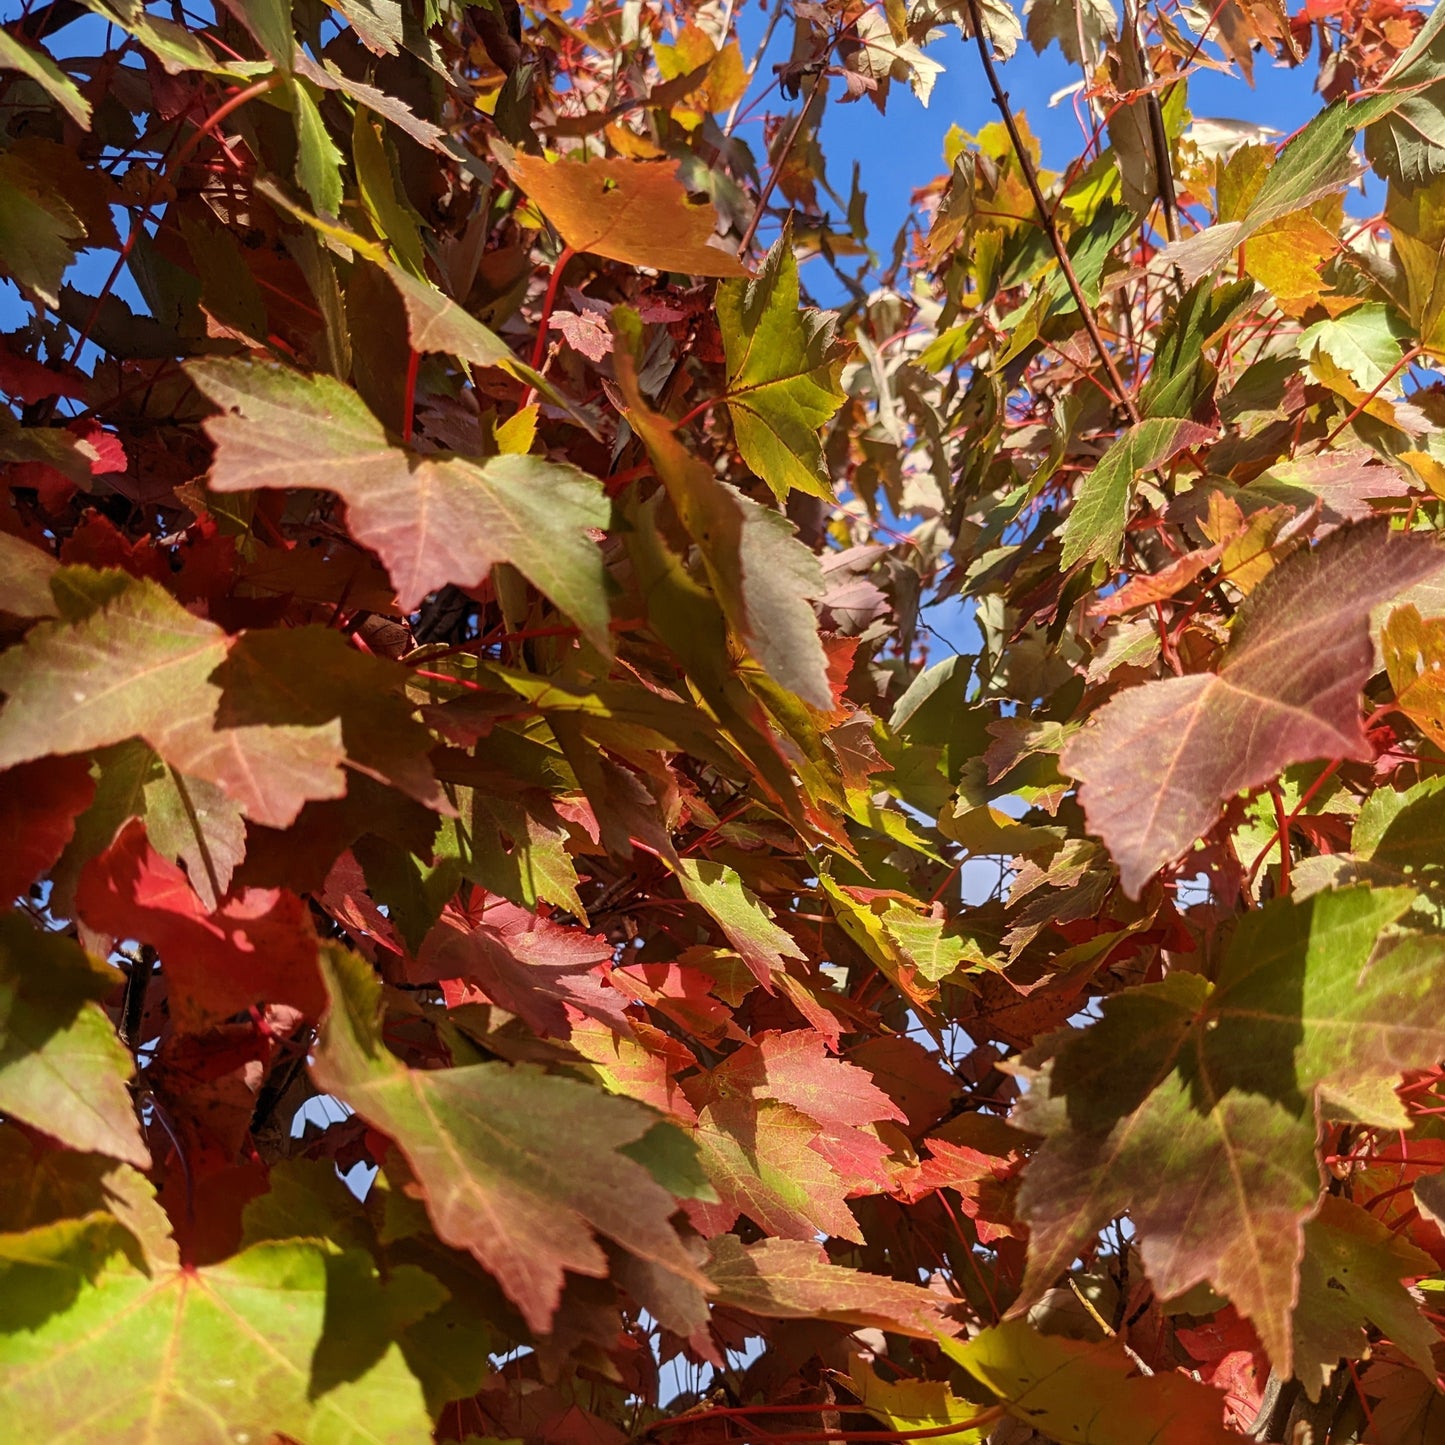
xmin=724 ymin=0 xmax=786 ymax=134
xmin=737 ymin=66 xmax=827 ymax=259
xmin=519 ymin=242 xmax=575 ymax=407
xmin=959 ymin=0 xmax=1138 ymax=424
xmin=1269 ymin=783 xmax=1291 ymax=896
xmin=959 ymin=0 xmax=1140 ymax=423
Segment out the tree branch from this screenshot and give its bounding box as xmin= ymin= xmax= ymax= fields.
xmin=959 ymin=0 xmax=1141 ymax=424
xmin=737 ymin=66 xmax=827 ymax=259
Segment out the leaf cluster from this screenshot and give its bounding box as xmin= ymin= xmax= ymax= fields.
xmin=5 ymin=0 xmax=1445 ymax=1442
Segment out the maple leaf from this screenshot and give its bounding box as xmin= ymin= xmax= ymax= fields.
xmin=0 ymin=147 xmax=84 ymax=305
xmin=0 ymin=30 xmax=92 ymax=127
xmin=0 ymin=570 xmax=347 ymax=829
xmin=1363 ymin=4 xmax=1445 ymax=184
xmin=311 ymin=944 xmax=713 ymax=1333
xmin=0 ymin=1226 xmax=438 ymax=1445
xmin=1061 ymin=418 xmax=1214 ymax=570
xmin=134 ymin=757 xmax=247 ymax=912
xmin=1384 ymin=603 xmax=1445 ymax=751
xmin=188 ymin=359 xmax=614 ymax=640
xmin=1063 ymin=523 xmax=1443 ymax=895
xmin=1292 ymin=1196 xmax=1437 ymax=1399
xmin=676 ymin=859 xmax=807 ymax=984
xmin=0 ymin=756 xmax=94 ymax=903
xmin=409 ymin=899 xmax=629 ymax=1038
xmin=683 ymin=1030 xmax=905 ymax=1241
xmin=942 ymin=1319 xmax=1237 ymax=1444
xmin=1023 ymin=0 xmax=1116 ymax=67
xmin=715 ymin=226 xmax=847 ymax=503
xmin=0 ymin=915 xmax=148 ymax=1167
xmin=508 ymin=153 xmax=748 ymax=277
xmin=842 ymin=1360 xmax=988 ymax=1441
xmin=686 ymin=1095 xmax=866 ymax=1243
xmin=0 ymin=531 xmax=59 ymax=619
xmin=705 ymin=1235 xmax=948 ymax=1337
xmin=384 ymin=264 xmax=576 ymax=414
xmin=213 ymin=625 xmax=440 ymax=808
xmin=843 ymin=11 xmax=944 ymax=106
xmin=569 ymin=1017 xmax=700 ymax=1123
xmin=76 ymin=821 xmax=324 ymax=1031
xmin=1011 ymin=886 xmax=1445 ymax=1370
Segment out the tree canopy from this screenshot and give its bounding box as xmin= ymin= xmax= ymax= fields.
xmin=3 ymin=0 xmax=1445 ymax=1440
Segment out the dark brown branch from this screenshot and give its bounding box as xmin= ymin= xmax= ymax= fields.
xmin=120 ymin=945 xmax=156 ymax=1051
xmin=959 ymin=0 xmax=1141 ymax=424
xmin=737 ymin=66 xmax=827 ymax=259
xmin=1123 ymin=0 xmax=1180 ymax=244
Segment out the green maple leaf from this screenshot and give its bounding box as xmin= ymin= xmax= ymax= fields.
xmin=310 ymin=945 xmax=713 ymax=1334
xmin=137 ymin=758 xmax=246 ymax=912
xmin=676 ymin=858 xmax=805 ymax=984
xmin=716 ymin=226 xmax=846 ymax=503
xmin=292 ymin=78 xmax=346 ymax=217
xmin=0 ymin=30 xmax=92 ymax=127
xmin=1169 ymin=96 xmax=1392 ymax=284
xmin=0 ymin=916 xmax=148 ymax=1167
xmin=943 ymin=1319 xmax=1237 ymax=1444
xmin=0 ymin=149 xmax=84 ymax=306
xmin=0 ymin=570 xmax=346 ymax=828
xmin=0 ymin=1224 xmax=438 ymax=1445
xmin=1011 ymin=886 xmax=1445 ymax=1372
xmin=1060 ymin=417 xmax=1214 ymax=570
xmin=189 ymin=359 xmax=614 ymax=642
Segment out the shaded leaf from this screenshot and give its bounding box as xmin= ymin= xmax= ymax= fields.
xmin=0 ymin=570 xmax=346 ymax=828
xmin=190 ymin=359 xmax=613 ymax=640
xmin=614 ymin=341 xmax=831 ymax=707
xmin=0 ymin=756 xmax=95 ymax=904
xmin=76 ymin=820 xmax=323 ymax=1031
xmin=0 ymin=30 xmax=91 ymax=127
xmin=0 ymin=915 xmax=148 ymax=1165
xmin=1293 ymin=1195 xmax=1437 ymax=1399
xmin=1023 ymin=0 xmax=1116 ymax=67
xmin=1012 ymin=887 xmax=1445 ymax=1369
